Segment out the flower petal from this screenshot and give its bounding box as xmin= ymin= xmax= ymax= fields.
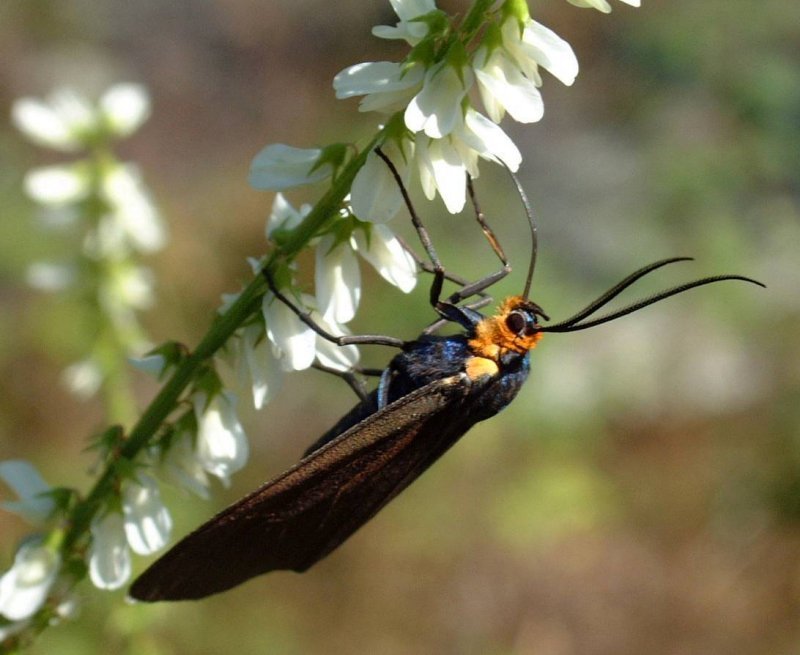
xmin=0 ymin=542 xmax=60 ymax=621
xmin=88 ymin=512 xmax=131 ymax=590
xmin=101 ymin=164 xmax=165 ymax=253
xmin=350 ymin=145 xmax=407 ymax=223
xmin=405 ymin=65 xmax=468 ymax=138
xmin=23 ymin=165 xmax=89 ymax=205
xmin=352 ymin=225 xmax=417 ymax=293
xmin=263 ymin=293 xmax=317 ymax=371
xmin=99 ymin=83 xmax=151 ymax=137
xmin=0 ymin=461 xmax=55 ymax=524
xmin=193 ymin=391 xmax=250 ymax=485
xmin=122 ymin=475 xmax=172 ymax=555
xmin=417 ymin=137 xmax=468 ymax=214
xmin=474 ymin=50 xmax=544 ymax=124
xmin=311 ymin=314 xmax=359 ymax=372
xmin=521 ymin=20 xmax=579 ymax=86
xmin=249 ymin=144 xmax=329 ymax=190
xmin=315 ymin=235 xmax=361 ymax=324
xmin=460 ymin=109 xmax=522 ymax=171
xmin=11 ymin=97 xmax=82 ymax=152
xmin=241 ymin=323 xmax=283 ymax=410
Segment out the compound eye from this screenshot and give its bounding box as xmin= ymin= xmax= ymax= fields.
xmin=505 ymin=311 xmax=527 ymax=336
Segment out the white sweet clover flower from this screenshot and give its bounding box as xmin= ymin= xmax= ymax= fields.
xmin=331 ymin=0 xmax=592 ymax=214
xmin=311 ymin=310 xmax=360 ymax=372
xmin=266 ymin=192 xmax=310 ymax=239
xmin=372 ymin=0 xmax=438 ymax=44
xmin=100 ymin=163 xmax=165 ymax=254
xmin=263 ymin=291 xmax=317 ymax=371
xmin=250 ymin=144 xmax=332 ymax=191
xmin=350 ymin=139 xmax=412 ymax=224
xmin=333 ymin=61 xmax=425 ymax=114
xmin=23 ymin=164 xmax=90 ymax=206
xmin=88 ymin=512 xmax=131 ymax=590
xmin=0 ymin=461 xmax=55 ymax=525
xmin=88 ymin=474 xmax=172 ymax=590
xmin=0 ymin=541 xmax=60 ymax=621
xmin=128 ymin=353 xmax=168 ymax=378
xmin=240 ymin=322 xmax=283 ymax=410
xmin=192 ymin=391 xmax=250 ymax=487
xmin=262 ymin=291 xmax=358 ymax=373
xmin=315 ymin=233 xmax=362 ymax=324
xmin=567 ymin=0 xmax=640 ymax=13
xmin=61 ymin=358 xmax=103 ymax=399
xmin=121 ymin=475 xmax=172 ymax=556
xmin=159 ymin=429 xmax=212 ymax=500
xmin=25 ymin=262 xmax=76 ymax=293
xmin=351 ymin=224 xmax=417 ymax=293
xmin=12 ymin=84 xmax=150 ymax=151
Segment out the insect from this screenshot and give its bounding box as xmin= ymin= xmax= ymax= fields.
xmin=129 ymin=152 xmax=763 ymax=601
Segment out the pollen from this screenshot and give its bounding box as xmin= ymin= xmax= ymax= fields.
xmin=468 ymin=295 xmax=543 ymax=362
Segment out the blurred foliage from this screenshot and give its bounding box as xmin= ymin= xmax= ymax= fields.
xmin=0 ymin=1 xmax=798 ymax=654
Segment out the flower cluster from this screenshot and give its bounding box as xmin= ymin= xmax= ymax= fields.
xmin=333 ymin=0 xmax=581 ymax=215
xmin=211 ymin=192 xmax=417 ymax=411
xmin=12 ymin=84 xmax=165 ymax=399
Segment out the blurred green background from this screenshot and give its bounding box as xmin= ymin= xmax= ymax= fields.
xmin=1 ymin=1 xmax=798 ymax=654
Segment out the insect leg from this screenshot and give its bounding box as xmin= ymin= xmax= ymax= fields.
xmin=395 ymin=234 xmax=494 ymax=302
xmin=311 ymin=363 xmax=371 ymax=401
xmin=373 ymin=148 xmax=447 ymax=312
xmin=442 ymin=175 xmax=511 ymax=305
xmin=264 ymin=273 xmax=404 ymax=348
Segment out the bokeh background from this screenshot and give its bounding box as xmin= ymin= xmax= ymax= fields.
xmin=1 ymin=1 xmax=798 ymax=653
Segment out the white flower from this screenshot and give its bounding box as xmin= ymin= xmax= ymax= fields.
xmin=266 ymin=192 xmax=309 ymax=239
xmin=193 ymin=391 xmax=249 ymax=486
xmin=159 ymin=431 xmax=212 ymax=499
xmin=372 ymin=0 xmax=437 ymax=45
xmin=23 ymin=164 xmax=89 ymax=205
xmin=128 ymin=353 xmax=168 ymax=379
xmin=101 ymin=164 xmax=165 ymax=253
xmin=99 ymin=84 xmax=151 ymax=137
xmin=415 ymin=135 xmax=466 ymax=213
xmin=333 ymin=61 xmax=424 ymax=114
xmin=415 ymin=108 xmax=521 ymax=213
xmin=501 ymin=18 xmax=579 ymax=88
xmin=102 ymin=264 xmax=155 ymax=311
xmin=62 ymin=359 xmax=103 ymax=398
xmin=351 ymin=225 xmax=417 ymax=293
xmin=121 ymin=475 xmax=172 ymax=555
xmin=567 ymin=0 xmax=640 ymax=12
xmin=11 ymin=89 xmax=93 ymax=152
xmin=12 ymin=85 xmax=150 ymax=152
xmin=315 ymin=234 xmax=361 ymax=324
xmin=311 ymin=312 xmax=359 ymax=372
xmin=473 ymin=45 xmax=544 ymax=123
xmin=0 ymin=461 xmax=55 ymax=524
xmin=249 ymin=144 xmax=331 ymax=190
xmin=240 ymin=323 xmax=283 ymax=410
xmin=264 ymin=290 xmax=361 ymax=373
xmin=25 ymin=262 xmax=76 ymax=293
xmin=350 ymin=140 xmax=411 ymax=223
xmin=88 ymin=512 xmax=131 ymax=590
xmin=404 ymin=63 xmax=470 ymax=139
xmin=263 ymin=292 xmax=317 ymax=371
xmin=0 ymin=542 xmax=60 ymax=621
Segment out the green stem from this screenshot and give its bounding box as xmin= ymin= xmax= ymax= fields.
xmin=61 ymin=127 xmax=385 ymax=552
xmin=460 ymin=0 xmax=496 ymax=36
